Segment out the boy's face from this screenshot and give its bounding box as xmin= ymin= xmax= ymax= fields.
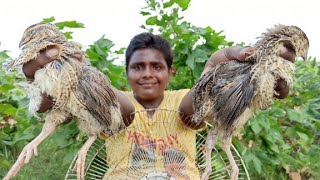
xmin=127 ymin=48 xmax=172 ymax=102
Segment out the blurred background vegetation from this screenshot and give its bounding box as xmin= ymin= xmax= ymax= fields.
xmin=1 ymin=0 xmax=319 ymax=179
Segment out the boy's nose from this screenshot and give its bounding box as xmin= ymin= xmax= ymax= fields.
xmin=143 ymin=67 xmax=153 ymax=77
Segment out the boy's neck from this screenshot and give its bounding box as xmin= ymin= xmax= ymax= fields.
xmin=134 ymin=94 xmax=164 ymax=110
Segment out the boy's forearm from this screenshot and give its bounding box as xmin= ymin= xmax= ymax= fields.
xmin=201 ymin=47 xmax=232 ymax=76
xmin=179 ymin=89 xmax=206 ymax=130
xmin=201 ymin=46 xmax=254 ymax=76
xmin=112 ymin=88 xmax=135 ymax=126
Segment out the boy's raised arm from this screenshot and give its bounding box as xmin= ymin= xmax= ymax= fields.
xmin=179 ymin=46 xmax=255 ymax=129
xmin=179 ymin=45 xmax=294 ymax=129
xmin=23 ymin=48 xmax=135 ymax=125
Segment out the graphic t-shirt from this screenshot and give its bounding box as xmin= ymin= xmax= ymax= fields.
xmin=103 ymin=89 xmax=200 ymax=180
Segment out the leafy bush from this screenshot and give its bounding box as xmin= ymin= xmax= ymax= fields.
xmin=0 ymin=50 xmax=39 ymax=172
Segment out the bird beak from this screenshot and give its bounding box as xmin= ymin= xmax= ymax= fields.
xmin=19 ymin=40 xmax=25 ymax=48
xmin=302 ymin=54 xmax=308 ymax=61
xmin=302 ymin=56 xmax=307 ymax=61
xmin=19 ymin=38 xmax=31 ymax=48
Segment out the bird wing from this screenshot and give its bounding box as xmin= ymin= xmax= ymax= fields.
xmin=212 ymin=62 xmax=255 ymax=129
xmin=193 ymin=67 xmax=218 ymax=111
xmin=74 ymin=65 xmax=120 ymax=128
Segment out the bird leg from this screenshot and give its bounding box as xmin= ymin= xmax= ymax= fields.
xmin=74 ymin=135 xmax=97 ymax=180
xmin=222 ymin=135 xmax=239 ymax=180
xmin=3 ymin=120 xmax=57 ymax=180
xmin=201 ymin=127 xmax=219 ymax=180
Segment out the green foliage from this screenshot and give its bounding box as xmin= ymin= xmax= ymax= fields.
xmin=0 ymin=50 xmax=34 ymax=169
xmin=42 ymin=16 xmax=85 ymax=39
xmin=85 ymin=36 xmax=128 ymax=90
xmin=0 ymin=121 xmax=82 ymax=179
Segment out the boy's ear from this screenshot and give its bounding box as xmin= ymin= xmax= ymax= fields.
xmin=169 ymin=67 xmax=176 ymax=77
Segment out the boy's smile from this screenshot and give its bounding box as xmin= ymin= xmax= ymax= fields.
xmin=139 ymin=82 xmax=157 ymax=88
xmin=127 ymin=48 xmax=172 ymax=106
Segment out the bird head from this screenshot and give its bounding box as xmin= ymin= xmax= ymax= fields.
xmin=285 ymin=25 xmax=309 ymax=60
xmin=254 ymin=24 xmax=309 ymax=62
xmin=19 ymin=22 xmax=65 ymax=48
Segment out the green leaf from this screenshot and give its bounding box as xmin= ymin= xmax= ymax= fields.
xmin=271 ymin=107 xmax=286 ymax=118
xmin=193 ymin=49 xmax=208 ymax=63
xmin=140 ymin=11 xmax=151 ymax=16
xmin=42 ymin=16 xmax=55 ymax=23
xmin=287 ymin=108 xmax=306 ymax=123
xmin=0 ymin=50 xmax=10 ymax=60
xmin=285 ymin=127 xmax=297 ymax=139
xmin=164 ymin=0 xmax=175 ymax=8
xmin=296 ymin=131 xmax=309 ymax=142
xmin=192 ymin=63 xmax=204 ymax=79
xmin=0 ymin=159 xmax=11 ymax=168
xmin=185 ymin=55 xmax=195 ymax=70
xmin=146 ymin=16 xmax=158 ymax=25
xmin=0 ymin=104 xmax=17 ymax=116
xmin=62 ymin=151 xmax=77 ymax=165
xmin=252 ymin=154 xmax=262 ymax=173
xmin=175 ymin=0 xmax=191 ymax=10
xmin=0 ymin=84 xmax=15 ymax=94
xmin=63 ymin=31 xmax=73 ymax=39
xmin=250 ymin=120 xmax=262 ymax=134
xmin=115 ymin=47 xmax=125 ymax=54
xmin=281 ymin=144 xmax=291 ymax=151
xmin=258 ymin=118 xmax=270 ymax=129
xmin=54 ymin=21 xmax=85 ymax=29
xmin=4 ymin=133 xmax=35 ymax=145
xmin=270 ymin=144 xmax=280 ymax=153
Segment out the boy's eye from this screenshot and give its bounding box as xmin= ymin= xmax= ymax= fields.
xmin=133 ymin=65 xmax=142 ymax=70
xmin=153 ymin=64 xmax=161 ymax=70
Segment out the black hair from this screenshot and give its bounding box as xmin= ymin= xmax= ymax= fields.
xmin=125 ymin=32 xmax=173 ymax=70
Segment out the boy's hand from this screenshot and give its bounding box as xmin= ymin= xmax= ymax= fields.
xmin=274 ymin=79 xmax=289 ymax=99
xmin=22 ymin=48 xmax=84 ymax=80
xmin=22 ymin=48 xmax=59 ymax=80
xmin=202 ymin=46 xmax=255 ymax=75
xmin=273 ymin=44 xmax=297 ymax=99
xmin=225 ymin=46 xmax=255 ymax=62
xmin=22 ymin=47 xmax=84 ymax=112
xmin=37 ymin=94 xmax=54 ymax=113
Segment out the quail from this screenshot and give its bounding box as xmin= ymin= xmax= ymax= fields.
xmin=3 ymin=23 xmax=124 ymax=180
xmin=192 ymin=24 xmax=309 ymax=180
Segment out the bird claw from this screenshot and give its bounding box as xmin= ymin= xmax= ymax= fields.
xmin=23 ymin=143 xmax=39 ymax=163
xmin=230 ymin=171 xmax=239 ymax=180
xmin=201 ymin=165 xmax=212 ymax=180
xmin=73 ymin=150 xmax=86 ymax=180
xmin=4 ymin=141 xmax=39 ymax=179
xmin=229 ymin=165 xmax=239 ymax=180
xmin=73 ymin=136 xmax=96 ymax=180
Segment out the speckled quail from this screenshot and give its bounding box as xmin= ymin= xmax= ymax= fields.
xmin=4 ymin=23 xmax=124 ymax=180
xmin=192 ymin=24 xmax=309 ymax=180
